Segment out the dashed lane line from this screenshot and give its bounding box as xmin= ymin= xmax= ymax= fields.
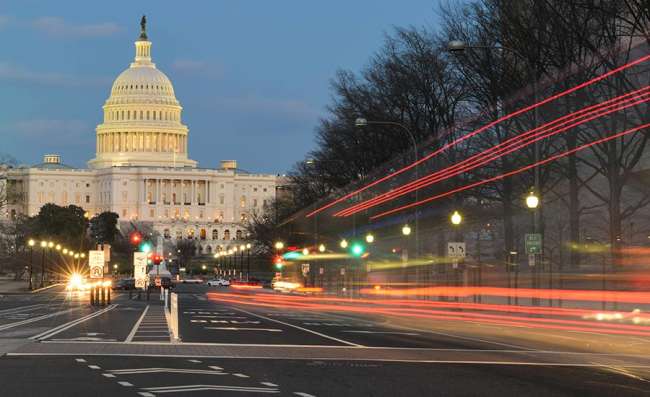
xmin=118 ymin=381 xmax=134 ymax=387
xmin=294 ymin=392 xmax=317 ymax=397
xmin=261 ymin=382 xmax=278 ymax=387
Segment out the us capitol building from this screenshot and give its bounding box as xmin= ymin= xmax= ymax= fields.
xmin=3 ymin=19 xmax=279 ymax=255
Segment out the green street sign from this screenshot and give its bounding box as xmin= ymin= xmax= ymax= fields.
xmin=525 ymin=233 xmax=542 ymax=254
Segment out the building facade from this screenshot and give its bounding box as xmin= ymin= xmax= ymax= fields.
xmin=3 ymin=22 xmax=278 ymax=255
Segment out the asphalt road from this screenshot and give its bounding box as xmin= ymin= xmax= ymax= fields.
xmin=1 ymin=284 xmax=650 ymax=396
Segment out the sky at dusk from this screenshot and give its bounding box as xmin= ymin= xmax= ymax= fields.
xmin=0 ymin=0 xmax=441 ymax=173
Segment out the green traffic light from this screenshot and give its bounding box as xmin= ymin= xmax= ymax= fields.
xmin=139 ymin=242 xmax=152 ymax=253
xmin=351 ymin=243 xmax=365 ymax=257
xmin=275 ymin=263 xmax=283 ymax=270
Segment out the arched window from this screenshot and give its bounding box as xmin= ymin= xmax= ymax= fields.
xmin=200 ymin=229 xmax=206 ymax=240
xmin=223 ymin=229 xmax=230 ymax=240
xmin=235 ymin=230 xmax=243 ymax=240
xmin=187 ymin=229 xmax=195 ymax=239
xmin=163 ymin=229 xmax=170 ymax=239
xmin=212 ymin=229 xmax=218 ymax=240
xmin=206 ymin=245 xmax=212 ymax=254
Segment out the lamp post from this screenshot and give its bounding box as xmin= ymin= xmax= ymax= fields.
xmin=239 ymin=244 xmax=245 ymax=280
xmin=355 ymin=117 xmax=420 ymax=282
xmin=246 ymin=243 xmax=252 ymax=281
xmin=526 ymin=191 xmax=540 ymax=305
xmin=39 ymin=241 xmax=47 ymax=288
xmin=450 ymin=211 xmax=463 ymax=301
xmin=28 ymin=239 xmax=35 ymax=290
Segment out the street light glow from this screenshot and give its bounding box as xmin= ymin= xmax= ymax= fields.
xmin=246 ymin=243 xmax=252 ymax=249
xmin=340 ymin=239 xmax=348 ymax=249
xmin=47 ymin=241 xmax=54 ymax=248
xmin=55 ymin=244 xmax=61 ymax=251
xmin=402 ymin=224 xmax=412 ymax=236
xmin=355 ymin=117 xmax=368 ymax=127
xmin=63 ymin=248 xmax=68 ymax=254
xmin=302 ymin=248 xmax=309 ymax=256
xmin=451 ymin=211 xmax=462 ymax=225
xmin=318 ymin=244 xmax=326 ymax=252
xmin=274 ymin=241 xmax=284 ymax=250
xmin=365 ymin=233 xmax=375 ymax=243
xmin=526 ymin=192 xmax=540 ymax=209
xmin=28 ymin=239 xmax=35 ymax=247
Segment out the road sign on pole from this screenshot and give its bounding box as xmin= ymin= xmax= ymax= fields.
xmin=88 ymin=250 xmax=104 ymax=279
xmin=447 ymin=242 xmax=466 ymax=258
xmin=133 ymin=252 xmax=148 ymax=289
xmin=525 ymin=234 xmax=542 ymax=254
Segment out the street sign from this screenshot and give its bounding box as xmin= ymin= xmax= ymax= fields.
xmin=88 ymin=250 xmax=104 ymax=278
xmin=133 ymin=252 xmax=148 ymax=289
xmin=525 ymin=233 xmax=542 ymax=254
xmin=447 ymin=242 xmax=466 ymax=258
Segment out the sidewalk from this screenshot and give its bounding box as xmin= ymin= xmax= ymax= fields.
xmin=0 ymin=279 xmax=29 ymax=294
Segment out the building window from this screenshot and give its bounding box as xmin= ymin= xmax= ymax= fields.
xmin=235 ymin=230 xmax=242 ymax=240
xmin=122 ymin=191 xmax=128 ymax=203
xmin=240 ymin=196 xmax=246 ymax=208
xmin=200 ymin=229 xmax=206 ymax=240
xmin=240 ymin=213 xmax=248 ymax=222
xmin=37 ymin=192 xmax=45 ymax=204
xmin=253 ymin=199 xmax=258 ymax=207
xmin=149 ymin=208 xmax=155 ymax=218
xmin=122 ymin=209 xmax=127 ymax=218
xmin=85 ymin=195 xmax=90 ymax=203
xmin=176 ymin=230 xmax=182 ymax=239
xmin=199 ymin=210 xmax=204 ymax=219
xmin=164 ymin=229 xmax=171 ymax=239
xmin=174 ymin=208 xmax=180 ymax=218
xmin=223 ymin=230 xmax=230 ymax=240
xmin=187 ymin=229 xmax=195 ymax=239
xmin=219 ymin=195 xmax=224 ymax=205
xmin=212 ymin=229 xmax=218 ymax=240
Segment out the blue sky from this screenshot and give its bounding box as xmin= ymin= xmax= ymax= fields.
xmin=0 ymin=0 xmax=441 ymax=173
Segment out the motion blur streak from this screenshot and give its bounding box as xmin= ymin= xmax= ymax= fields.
xmin=305 ymin=54 xmax=650 ymax=218
xmin=207 ymin=292 xmax=650 ymax=337
xmin=370 ymin=122 xmax=650 ymax=219
xmin=335 ymin=89 xmax=650 ymax=217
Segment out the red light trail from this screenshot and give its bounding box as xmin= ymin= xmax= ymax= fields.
xmin=305 ymin=55 xmax=650 ymax=218
xmin=369 ymin=122 xmax=650 ymax=219
xmin=334 ymin=88 xmax=650 ymax=217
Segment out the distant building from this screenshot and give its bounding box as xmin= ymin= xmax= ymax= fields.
xmin=3 ymin=20 xmax=279 ymax=255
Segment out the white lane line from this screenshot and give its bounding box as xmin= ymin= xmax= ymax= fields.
xmin=209 ymin=366 xmax=223 ymax=370
xmin=204 ymin=327 xmax=283 ymax=332
xmin=294 ymin=393 xmax=316 ymax=397
xmin=0 ymin=303 xmax=46 ymax=315
xmin=261 ymin=382 xmax=278 ymax=387
xmin=110 ymin=368 xmax=228 ymax=375
xmin=88 ymin=365 xmax=101 ymax=370
xmin=75 ymin=358 xmax=86 ymax=363
xmin=233 ymin=373 xmax=249 ymax=378
xmin=118 ymin=381 xmax=133 ymax=387
xmin=342 ymin=331 xmax=420 ymax=336
xmin=138 ymin=393 xmax=155 ymax=397
xmin=125 ymin=305 xmax=149 ymax=342
xmin=102 ymin=373 xmax=116 ymax=378
xmin=142 ymin=384 xmax=279 ymax=393
xmin=188 ymin=359 xmax=202 ymax=363
xmin=0 ymin=307 xmax=80 ymax=332
xmin=232 ymin=307 xmax=364 ymax=347
xmin=30 ymin=305 xmax=117 ymax=340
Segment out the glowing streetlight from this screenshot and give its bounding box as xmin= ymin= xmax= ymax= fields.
xmin=274 ymin=241 xmax=284 ymax=250
xmin=28 ymin=239 xmax=35 ymax=247
xmin=246 ymin=243 xmax=252 ymax=249
xmin=451 ymin=211 xmax=462 ymax=225
xmin=365 ymin=233 xmax=375 ymax=244
xmin=80 ymin=253 xmax=85 ymax=258
xmin=113 ymin=264 xmax=118 ymax=269
xmin=302 ymin=248 xmax=310 ymax=256
xmin=402 ymin=224 xmax=412 ymax=236
xmin=55 ymin=244 xmax=61 ymax=251
xmin=240 ymin=244 xmax=246 ymax=251
xmin=47 ymin=241 xmax=54 ymax=248
xmin=526 ymin=192 xmax=540 ymax=209
xmin=340 ymin=239 xmax=348 ymax=249
xmin=40 ymin=241 xmax=47 ymax=248
xmin=62 ymin=248 xmax=68 ymax=254
xmin=201 ymin=264 xmax=207 ymax=270
xmin=318 ymin=244 xmax=326 ymax=252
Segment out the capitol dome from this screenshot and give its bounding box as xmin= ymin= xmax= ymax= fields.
xmin=89 ymin=18 xmax=196 ymax=169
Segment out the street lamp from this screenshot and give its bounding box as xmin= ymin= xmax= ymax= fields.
xmin=28 ymin=239 xmax=35 ymax=290
xmin=451 ymin=211 xmax=462 ymax=225
xmin=526 ymin=191 xmax=540 ymax=209
xmin=274 ymin=241 xmax=284 ymax=250
xmin=340 ymin=239 xmax=348 ymax=249
xmin=365 ymin=233 xmax=375 ymax=244
xmin=302 ymin=248 xmax=309 ymax=256
xmin=402 ymin=224 xmax=412 ymax=236
xmin=318 ymin=244 xmax=326 ymax=253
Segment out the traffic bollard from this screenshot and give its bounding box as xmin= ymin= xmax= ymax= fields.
xmin=100 ymin=286 xmax=105 ymax=306
xmin=107 ymin=288 xmax=111 ymax=305
xmin=90 ymin=287 xmax=95 ymax=305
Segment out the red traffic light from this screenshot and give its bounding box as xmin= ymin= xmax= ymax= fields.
xmin=130 ymin=232 xmax=142 ymax=245
xmin=152 ymin=255 xmax=162 ymax=265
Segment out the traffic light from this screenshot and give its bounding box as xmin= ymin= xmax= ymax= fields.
xmin=152 ymin=255 xmax=162 ymax=265
xmin=130 ymin=232 xmax=142 ymax=245
xmin=139 ymin=241 xmax=153 ymax=253
xmin=350 ymin=242 xmax=365 ymax=257
xmin=274 ymin=255 xmax=284 ymax=269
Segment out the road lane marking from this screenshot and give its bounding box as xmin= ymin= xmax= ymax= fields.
xmin=88 ymin=365 xmax=101 ymax=370
xmin=75 ymin=358 xmax=86 ymax=363
xmin=126 ymin=305 xmax=149 ymax=343
xmin=102 ymin=373 xmax=116 ymax=378
xmin=294 ymin=393 xmax=316 ymax=397
xmin=261 ymin=382 xmax=278 ymax=387
xmin=141 ymin=384 xmax=279 ymax=393
xmin=188 ymin=359 xmax=202 ymax=363
xmin=233 ymin=373 xmax=249 ymax=378
xmin=342 ymin=331 xmax=420 ymax=336
xmin=118 ymin=381 xmax=134 ymax=387
xmin=30 ymin=305 xmax=117 ymax=340
xmin=0 ymin=307 xmax=80 ymax=332
xmin=138 ymin=393 xmax=155 ymax=397
xmin=0 ymin=303 xmax=46 ymax=315
xmin=204 ymin=327 xmax=283 ymax=332
xmin=209 ymin=366 xmax=222 ymax=370
xmin=231 ymin=307 xmax=364 ymax=347
xmin=109 ymin=368 xmax=228 ymax=375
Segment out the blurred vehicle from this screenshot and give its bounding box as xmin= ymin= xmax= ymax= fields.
xmin=182 ymin=278 xmax=204 ymax=284
xmin=112 ymin=278 xmax=135 ymax=290
xmin=261 ymin=279 xmax=273 ymax=289
xmin=272 ymin=280 xmax=302 ymax=293
xmin=207 ymin=278 xmax=230 ymax=287
xmin=66 ymin=273 xmax=91 ymax=292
